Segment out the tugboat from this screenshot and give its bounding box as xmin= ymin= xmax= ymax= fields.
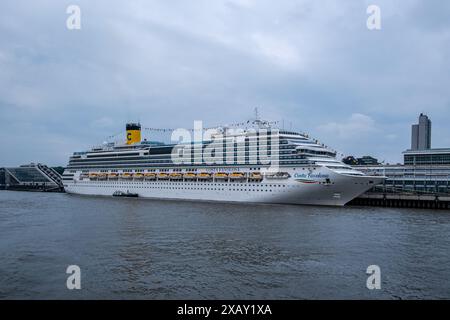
xmin=112 ymin=190 xmax=139 ymax=198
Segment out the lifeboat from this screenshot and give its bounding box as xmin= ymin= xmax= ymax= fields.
xmin=214 ymin=172 xmax=228 ymax=180
xmin=144 ymin=173 xmax=156 ymax=180
xmin=157 ymin=172 xmax=169 ymax=180
xmin=169 ymin=172 xmax=183 ymax=180
xmin=89 ymin=173 xmax=98 ymax=180
xmin=121 ymin=173 xmax=133 ymax=180
xmin=108 ymin=173 xmax=119 ymax=180
xmin=229 ymin=172 xmax=246 ymax=180
xmin=197 ymin=172 xmax=211 ymax=180
xmin=250 ymin=172 xmax=263 ymax=181
xmin=98 ymin=173 xmax=108 ymax=181
xmin=183 ymin=172 xmax=197 ymax=180
xmin=134 ymin=173 xmax=144 ymax=180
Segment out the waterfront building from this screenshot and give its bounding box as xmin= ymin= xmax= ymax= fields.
xmin=0 ymin=163 xmax=63 ymax=192
xmin=403 ymin=148 xmax=450 ymax=166
xmin=356 ymin=164 xmax=450 ymax=194
xmin=355 ymin=113 xmax=450 ymax=195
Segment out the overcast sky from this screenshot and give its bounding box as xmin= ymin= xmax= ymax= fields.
xmin=0 ymin=0 xmax=449 ymax=166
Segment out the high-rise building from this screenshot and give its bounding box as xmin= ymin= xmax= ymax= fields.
xmin=411 ymin=113 xmax=431 ymax=150
xmin=404 ymin=113 xmax=450 ymax=165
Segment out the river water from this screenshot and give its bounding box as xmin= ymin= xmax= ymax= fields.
xmin=0 ymin=191 xmax=449 ymax=299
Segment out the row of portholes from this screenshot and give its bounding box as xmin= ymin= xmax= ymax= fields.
xmin=71 ymin=184 xmax=287 ymax=192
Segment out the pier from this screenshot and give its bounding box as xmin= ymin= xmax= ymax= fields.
xmin=349 ymin=192 xmax=450 ymax=209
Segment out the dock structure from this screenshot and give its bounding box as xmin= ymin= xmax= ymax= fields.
xmin=350 ymin=163 xmax=450 ymax=209
xmin=349 ymin=192 xmax=450 ymax=209
xmin=346 ymin=113 xmax=450 ymax=209
xmin=0 ymin=163 xmax=63 ymax=192
xmin=347 ymin=165 xmax=450 ymax=209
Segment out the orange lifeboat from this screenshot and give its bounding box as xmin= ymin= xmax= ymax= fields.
xmin=183 ymin=172 xmax=197 ymax=180
xmin=214 ymin=172 xmax=228 ymax=180
xmin=197 ymin=172 xmax=211 ymax=180
xmin=89 ymin=173 xmax=99 ymax=180
xmin=108 ymin=173 xmax=119 ymax=180
xmin=144 ymin=172 xmax=156 ymax=180
xmin=134 ymin=173 xmax=144 ymax=180
xmin=249 ymin=172 xmax=263 ymax=181
xmin=169 ymin=172 xmax=183 ymax=180
xmin=157 ymin=172 xmax=169 ymax=180
xmin=98 ymin=173 xmax=108 ymax=180
xmin=229 ymin=172 xmax=245 ymax=180
xmin=121 ymin=173 xmax=133 ymax=180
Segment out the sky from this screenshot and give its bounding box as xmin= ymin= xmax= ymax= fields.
xmin=0 ymin=0 xmax=449 ymax=166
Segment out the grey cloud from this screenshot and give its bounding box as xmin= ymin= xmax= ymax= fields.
xmin=0 ymin=0 xmax=449 ymax=166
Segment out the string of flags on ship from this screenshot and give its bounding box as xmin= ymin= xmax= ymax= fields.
xmin=143 ymin=127 xmax=216 ymax=132
xmin=142 ymin=120 xmax=280 ymax=133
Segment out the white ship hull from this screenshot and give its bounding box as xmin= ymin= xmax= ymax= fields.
xmin=64 ymin=167 xmax=384 ymax=206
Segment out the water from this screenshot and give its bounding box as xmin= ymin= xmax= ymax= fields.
xmin=0 ymin=190 xmax=449 ymax=299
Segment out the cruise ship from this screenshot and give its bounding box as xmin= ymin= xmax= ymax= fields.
xmin=63 ymin=119 xmax=385 ymax=206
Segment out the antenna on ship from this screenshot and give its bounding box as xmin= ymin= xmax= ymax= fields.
xmin=254 ymin=107 xmax=260 ymax=121
xmin=252 ymin=107 xmax=264 ymax=128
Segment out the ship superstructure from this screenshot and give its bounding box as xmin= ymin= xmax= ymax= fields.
xmin=63 ymin=119 xmax=384 ymax=206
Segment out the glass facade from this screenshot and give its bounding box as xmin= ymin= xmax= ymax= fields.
xmin=6 ymin=167 xmax=50 ymax=183
xmin=404 ymin=152 xmax=450 ymax=165
xmin=358 ymin=165 xmax=450 ymax=195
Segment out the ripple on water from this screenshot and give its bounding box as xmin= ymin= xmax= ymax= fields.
xmin=1 ymin=191 xmax=450 ymax=299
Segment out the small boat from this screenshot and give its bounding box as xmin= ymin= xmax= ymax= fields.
xmin=183 ymin=172 xmax=197 ymax=180
xmin=134 ymin=173 xmax=144 ymax=180
xmin=229 ymin=172 xmax=246 ymax=180
xmin=120 ymin=173 xmax=133 ymax=180
xmin=113 ymin=191 xmax=139 ymax=198
xmin=214 ymin=172 xmax=228 ymax=180
xmin=144 ymin=173 xmax=156 ymax=180
xmin=197 ymin=172 xmax=211 ymax=180
xmin=108 ymin=173 xmax=119 ymax=180
xmin=98 ymin=173 xmax=108 ymax=181
xmin=157 ymin=173 xmax=169 ymax=180
xmin=249 ymin=172 xmax=263 ymax=181
xmin=89 ymin=173 xmax=98 ymax=180
xmin=169 ymin=173 xmax=183 ymax=180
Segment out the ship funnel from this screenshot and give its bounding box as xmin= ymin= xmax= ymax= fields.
xmin=126 ymin=123 xmax=141 ymax=145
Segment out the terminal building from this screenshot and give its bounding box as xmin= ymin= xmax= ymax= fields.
xmin=0 ymin=163 xmax=63 ymax=192
xmin=356 ymin=114 xmax=450 ymax=195
xmin=403 ymin=148 xmax=450 ymax=166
